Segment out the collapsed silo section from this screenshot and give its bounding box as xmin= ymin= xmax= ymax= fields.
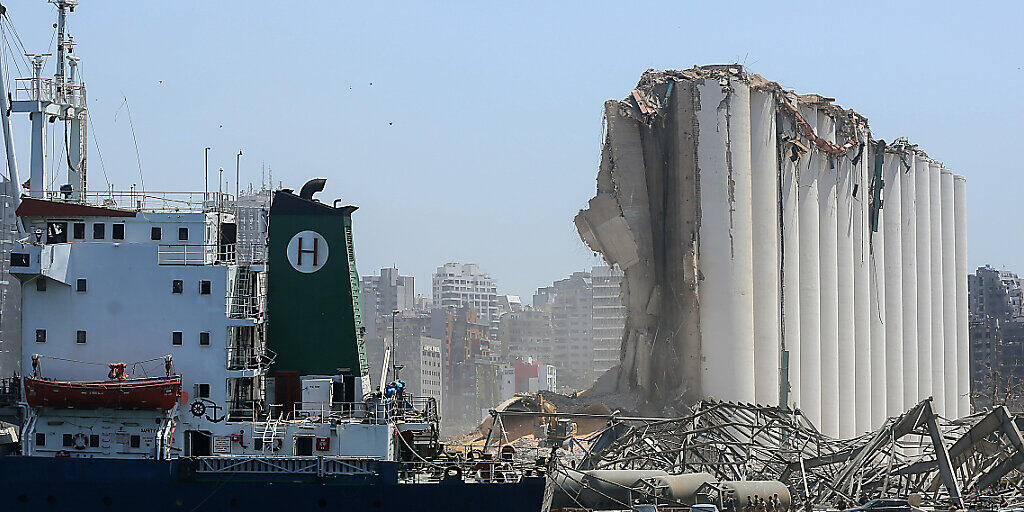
xmin=574 ymin=66 xmax=970 ymax=423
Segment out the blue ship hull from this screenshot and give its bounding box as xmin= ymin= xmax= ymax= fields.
xmin=0 ymin=457 xmax=546 ymax=511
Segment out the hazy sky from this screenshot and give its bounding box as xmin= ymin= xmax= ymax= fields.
xmin=4 ymin=1 xmax=1022 ymax=300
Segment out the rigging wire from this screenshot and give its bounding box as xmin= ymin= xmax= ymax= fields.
xmin=120 ymin=94 xmax=145 ymax=194
xmin=2 ymin=15 xmax=33 ymax=72
xmin=87 ymin=114 xmax=111 ymax=190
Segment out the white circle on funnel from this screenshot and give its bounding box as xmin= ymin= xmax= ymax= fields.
xmin=286 ymin=230 xmax=329 ymax=273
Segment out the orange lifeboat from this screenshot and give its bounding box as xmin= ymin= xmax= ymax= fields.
xmin=23 ymin=375 xmax=182 ymax=410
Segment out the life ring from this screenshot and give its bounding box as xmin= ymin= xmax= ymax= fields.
xmin=190 ymin=401 xmax=207 ymax=417
xmin=72 ymin=433 xmax=88 ymax=450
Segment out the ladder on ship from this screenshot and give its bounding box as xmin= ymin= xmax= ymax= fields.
xmin=230 ymin=265 xmax=254 ymax=318
xmin=253 ymin=410 xmax=285 ymax=454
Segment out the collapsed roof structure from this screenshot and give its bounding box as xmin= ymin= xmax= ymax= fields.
xmin=517 ymin=400 xmax=1024 ymax=510
xmin=575 ymin=65 xmax=970 ymax=438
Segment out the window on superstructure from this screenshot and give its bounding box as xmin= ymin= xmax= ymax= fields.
xmin=62 ymin=434 xmax=73 ymax=447
xmin=199 ymin=332 xmax=210 ymax=346
xmin=151 ymin=227 xmax=162 ymax=240
xmin=112 ymin=223 xmax=125 ymax=240
xmin=35 ymin=279 xmax=46 ymax=292
xmin=172 ymin=280 xmax=183 ymax=294
xmin=93 ymin=223 xmax=105 ymax=240
xmin=46 ymin=221 xmax=68 ymax=244
xmin=35 ymin=433 xmax=45 ymax=446
xmin=89 ymin=435 xmax=99 ymax=447
xmin=130 ymin=435 xmax=140 ymax=448
xmin=76 ymin=331 xmax=87 ymax=344
xmin=172 ymin=331 xmax=183 ymax=345
xmin=73 ymin=222 xmax=85 ymax=240
xmin=35 ymin=329 xmax=46 ymax=343
xmin=197 ymin=383 xmax=210 ymax=398
xmin=178 ymin=227 xmax=189 ymax=241
xmin=200 ymin=280 xmax=211 ymax=295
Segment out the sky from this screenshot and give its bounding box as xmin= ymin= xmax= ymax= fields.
xmin=3 ymin=1 xmax=1022 ymax=300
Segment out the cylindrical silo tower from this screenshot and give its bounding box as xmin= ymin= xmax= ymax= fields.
xmin=817 ymin=109 xmax=840 ymax=438
xmin=882 ymin=151 xmax=905 ymax=416
xmin=797 ymin=103 xmax=822 ymax=429
xmin=780 ymin=111 xmax=802 ymax=410
xmin=836 ymin=128 xmax=857 ymax=437
xmin=853 ymin=133 xmax=873 ymax=433
xmin=900 ymin=151 xmax=919 ymax=408
xmin=940 ymin=169 xmax=959 ymax=416
xmin=696 ymin=78 xmax=756 ymax=403
xmin=928 ymin=161 xmax=945 ymax=415
xmin=750 ymin=88 xmax=780 ymax=406
xmin=954 ymin=174 xmax=969 ymax=416
xmin=914 ymin=153 xmax=933 ymax=404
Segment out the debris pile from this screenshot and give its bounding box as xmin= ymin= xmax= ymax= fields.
xmin=537 ymin=400 xmax=1024 ymax=509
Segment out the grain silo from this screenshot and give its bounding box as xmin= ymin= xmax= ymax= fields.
xmin=575 ymin=65 xmax=969 ymax=435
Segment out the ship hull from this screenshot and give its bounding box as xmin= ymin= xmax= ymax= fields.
xmin=0 ymin=456 xmax=545 ymax=511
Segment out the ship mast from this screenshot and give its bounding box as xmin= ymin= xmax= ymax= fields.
xmin=8 ymin=0 xmax=87 ymax=201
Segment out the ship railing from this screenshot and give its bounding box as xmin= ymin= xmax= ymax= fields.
xmin=291 ymin=401 xmax=388 ymax=424
xmin=14 ymin=77 xmax=87 ymax=108
xmin=226 ymin=345 xmax=272 ymax=370
xmin=193 ymin=456 xmax=378 ymax=477
xmin=397 ymin=460 xmax=532 ymax=484
xmin=227 ymin=398 xmax=265 ymax=420
xmin=384 ymin=396 xmax=439 ymax=424
xmin=23 ymin=189 xmax=234 ymax=213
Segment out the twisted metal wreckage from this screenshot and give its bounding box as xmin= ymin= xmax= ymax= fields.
xmin=488 ymin=399 xmax=1024 ymax=510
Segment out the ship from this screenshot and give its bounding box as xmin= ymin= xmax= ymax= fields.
xmin=0 ymin=2 xmax=546 ymax=510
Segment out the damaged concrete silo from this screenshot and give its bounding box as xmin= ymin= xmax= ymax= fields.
xmin=575 ymin=65 xmax=969 ymax=436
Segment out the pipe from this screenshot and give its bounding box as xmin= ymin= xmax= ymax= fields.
xmin=299 ymin=178 xmax=327 ymax=200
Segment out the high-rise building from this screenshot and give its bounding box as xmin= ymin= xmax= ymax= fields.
xmin=498 ymin=308 xmax=553 ymax=363
xmin=535 ymin=271 xmax=593 ymax=386
xmin=969 ymin=266 xmax=1024 ymax=410
xmin=360 ymin=267 xmax=415 ymax=341
xmin=431 ymin=263 xmax=498 ymax=328
xmin=429 ymin=306 xmax=491 ymax=433
xmin=591 ymin=265 xmax=625 ymax=375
